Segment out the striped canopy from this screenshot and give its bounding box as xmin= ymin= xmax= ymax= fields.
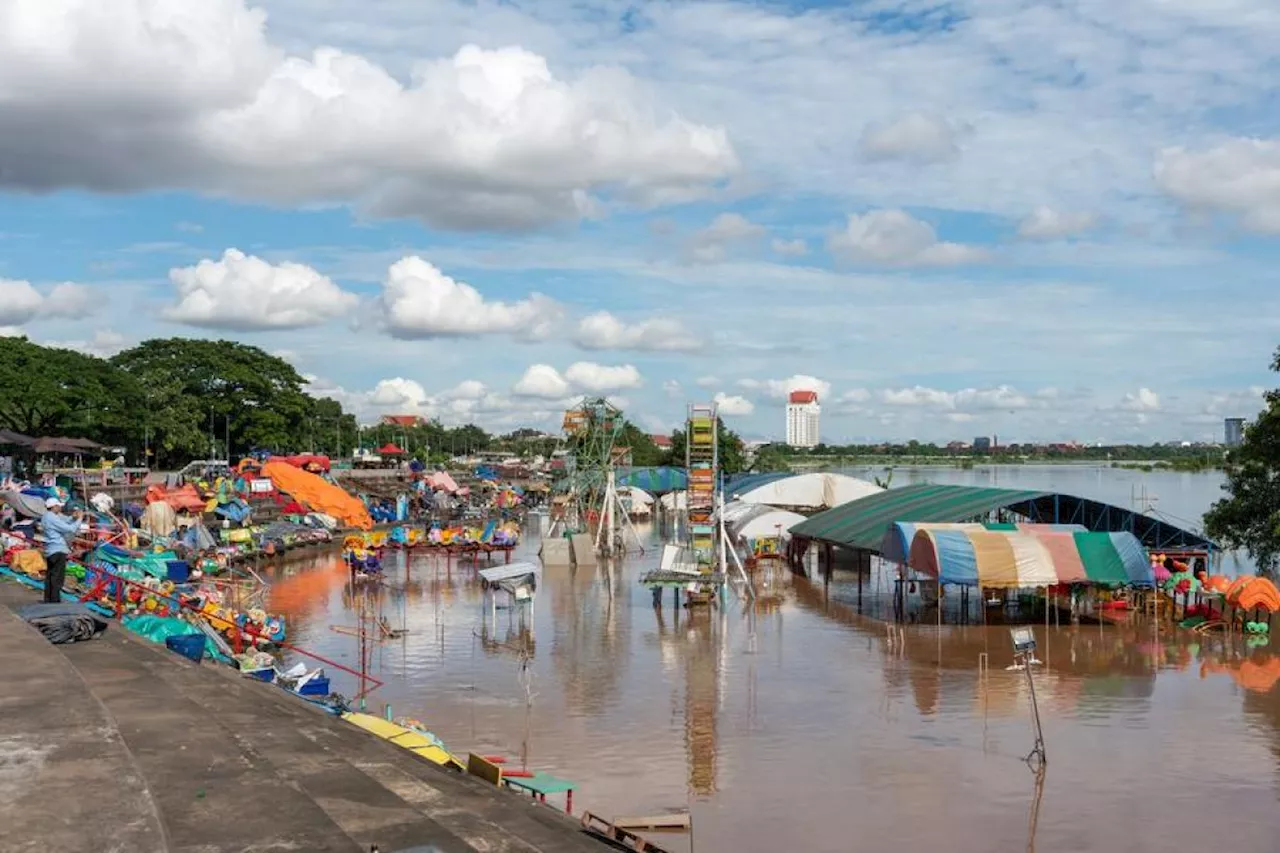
xmin=906 ymin=527 xmax=1153 ymax=588
xmin=880 ymin=521 xmax=1086 ymax=565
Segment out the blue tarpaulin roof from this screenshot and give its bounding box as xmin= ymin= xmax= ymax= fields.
xmin=617 ymin=467 xmax=688 ymax=493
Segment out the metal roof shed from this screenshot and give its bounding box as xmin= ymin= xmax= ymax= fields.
xmin=789 ymin=483 xmax=1215 ymax=554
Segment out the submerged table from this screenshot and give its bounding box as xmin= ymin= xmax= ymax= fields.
xmin=503 ymin=771 xmax=576 ymax=814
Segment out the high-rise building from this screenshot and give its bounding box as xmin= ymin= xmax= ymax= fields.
xmin=1224 ymin=417 xmax=1245 ymax=447
xmin=786 ymin=390 xmax=820 ymax=448
xmin=973 ymin=436 xmax=992 ymax=453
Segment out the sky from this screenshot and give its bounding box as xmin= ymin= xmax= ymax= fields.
xmin=2 ymin=0 xmax=1279 ymax=444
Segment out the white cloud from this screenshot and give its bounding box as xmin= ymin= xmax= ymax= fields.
xmin=859 ymin=113 xmax=958 ymax=164
xmin=0 ymin=1 xmax=736 ymax=230
xmin=44 ymin=330 xmax=128 ymax=358
xmin=41 ymin=282 xmax=97 ymax=319
xmin=563 ymin=362 xmax=643 ymax=393
xmin=380 ymin=256 xmax=561 ymax=339
xmin=880 ymin=385 xmax=1034 ymax=411
xmin=574 ymin=311 xmax=701 ymax=352
xmin=513 ymin=361 xmax=643 ymax=399
xmin=1017 ymin=207 xmax=1098 ymax=240
xmin=368 ymin=377 xmax=430 ymax=411
xmin=165 ymin=249 xmax=356 ymax=330
xmin=689 ymin=213 xmax=767 ymax=263
xmin=713 ymin=392 xmax=754 ymax=416
xmin=827 ymin=210 xmax=987 ymax=267
xmin=662 ymin=379 xmax=683 ymax=398
xmin=449 ymin=379 xmax=488 ymax=401
xmin=695 ymin=376 xmax=719 ymax=389
xmin=739 ymin=374 xmax=831 ymax=401
xmin=771 ymin=238 xmax=808 ymax=257
xmin=0 ymin=278 xmax=101 ymax=325
xmin=0 ymin=279 xmax=46 ymax=325
xmin=513 ymin=364 xmax=571 ymax=399
xmin=1118 ymin=388 xmax=1161 ymax=412
xmin=1156 ymin=138 xmax=1280 ymax=233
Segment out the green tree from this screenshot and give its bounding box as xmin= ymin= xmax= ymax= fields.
xmin=749 ymin=443 xmax=793 ymax=474
xmin=1204 ymin=348 xmax=1280 ymax=578
xmin=112 ymin=338 xmax=315 ymax=465
xmin=0 ymin=336 xmax=141 ymax=443
xmin=619 ymin=421 xmax=665 ymax=467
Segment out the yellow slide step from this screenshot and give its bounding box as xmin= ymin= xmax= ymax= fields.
xmin=341 ymin=712 xmax=465 ymax=770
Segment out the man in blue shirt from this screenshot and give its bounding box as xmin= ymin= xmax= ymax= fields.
xmin=40 ymin=498 xmax=84 ymax=603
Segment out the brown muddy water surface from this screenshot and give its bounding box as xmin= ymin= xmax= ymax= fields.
xmin=264 ymin=525 xmax=1280 ymax=852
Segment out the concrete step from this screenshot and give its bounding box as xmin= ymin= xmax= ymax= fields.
xmin=0 ymin=578 xmax=608 ymax=853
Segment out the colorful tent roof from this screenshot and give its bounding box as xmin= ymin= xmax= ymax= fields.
xmin=906 ymin=527 xmax=1153 ymax=588
xmin=377 ymin=443 xmax=405 ymax=455
xmin=880 ymin=521 xmax=1087 ymax=564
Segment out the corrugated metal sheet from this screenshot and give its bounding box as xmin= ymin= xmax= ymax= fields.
xmin=789 ymin=482 xmax=1217 ymax=553
xmin=789 ymin=483 xmax=1051 ymax=552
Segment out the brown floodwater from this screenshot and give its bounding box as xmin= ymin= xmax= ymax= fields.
xmin=263 ymin=522 xmax=1280 ymax=852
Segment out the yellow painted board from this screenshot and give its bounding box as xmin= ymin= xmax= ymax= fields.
xmin=412 ymin=745 xmax=465 ymax=769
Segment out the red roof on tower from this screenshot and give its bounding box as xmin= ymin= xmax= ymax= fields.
xmin=789 ymin=390 xmax=818 ymax=404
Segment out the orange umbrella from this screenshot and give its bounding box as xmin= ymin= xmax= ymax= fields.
xmin=1203 ymin=574 xmax=1233 ymax=594
xmin=1233 ymin=655 xmax=1280 ymax=693
xmin=1236 ymin=577 xmax=1280 ymax=614
xmin=1225 ymin=575 xmax=1256 ymax=604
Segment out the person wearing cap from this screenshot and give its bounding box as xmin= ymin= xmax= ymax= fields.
xmin=40 ymin=498 xmax=84 ymax=603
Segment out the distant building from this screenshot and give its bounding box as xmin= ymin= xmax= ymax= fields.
xmin=381 ymin=415 xmax=426 ymax=428
xmin=1225 ymin=417 xmax=1245 ymax=447
xmin=786 ymin=390 xmax=821 ymax=448
xmin=973 ymin=436 xmax=992 ymax=453
xmin=650 ymin=433 xmax=673 ymax=450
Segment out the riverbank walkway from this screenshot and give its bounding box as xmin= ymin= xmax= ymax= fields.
xmin=0 ymin=580 xmax=609 ymax=853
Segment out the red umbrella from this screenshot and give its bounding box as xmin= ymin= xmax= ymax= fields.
xmin=376 ymin=443 xmax=405 ymax=455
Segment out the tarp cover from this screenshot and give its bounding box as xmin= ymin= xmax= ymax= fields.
xmin=729 ymin=472 xmax=882 ymax=511
xmin=424 ymin=471 xmax=459 ymax=493
xmin=0 ymin=489 xmax=47 ymax=519
xmin=617 ymin=467 xmax=688 ymax=494
xmin=262 ymin=460 xmax=372 ymax=529
xmin=907 ymin=528 xmax=1152 ymax=589
xmin=145 ymin=484 xmax=207 ymax=513
xmin=880 ymin=521 xmax=1087 ymax=565
xmin=731 ymin=506 xmax=806 ymax=541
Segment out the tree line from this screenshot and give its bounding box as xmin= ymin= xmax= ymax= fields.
xmin=0 ymin=335 xmax=749 ymax=473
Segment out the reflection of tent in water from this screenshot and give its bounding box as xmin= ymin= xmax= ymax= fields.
xmin=1203 ymin=653 xmax=1280 ymax=694
xmin=266 ymin=558 xmax=350 ymax=625
xmin=479 ymin=562 xmax=540 ymax=600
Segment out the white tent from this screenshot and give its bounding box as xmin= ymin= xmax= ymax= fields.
xmin=730 ymin=472 xmax=882 ymax=511
xmin=727 ymin=504 xmax=806 ymax=542
xmin=619 ymin=486 xmax=654 ymax=506
xmin=659 ymin=491 xmax=688 ymax=512
xmin=619 ymin=486 xmax=654 ymax=518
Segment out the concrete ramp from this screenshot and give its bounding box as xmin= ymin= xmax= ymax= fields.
xmin=540 ymin=537 xmax=573 ymax=565
xmin=569 ymin=533 xmax=598 ymax=567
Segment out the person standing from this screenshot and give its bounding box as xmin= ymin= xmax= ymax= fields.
xmin=40 ymin=498 xmax=83 ymax=603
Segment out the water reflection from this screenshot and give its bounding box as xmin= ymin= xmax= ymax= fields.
xmin=258 ymin=520 xmax=1280 ymax=852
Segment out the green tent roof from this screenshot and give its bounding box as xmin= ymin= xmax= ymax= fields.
xmin=790 ymin=483 xmax=1053 ymax=552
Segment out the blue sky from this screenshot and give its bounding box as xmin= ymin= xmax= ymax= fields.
xmin=2 ymin=0 xmax=1279 ymax=443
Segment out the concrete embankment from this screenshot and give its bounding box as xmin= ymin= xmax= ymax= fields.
xmin=0 ymin=580 xmax=609 ymax=853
